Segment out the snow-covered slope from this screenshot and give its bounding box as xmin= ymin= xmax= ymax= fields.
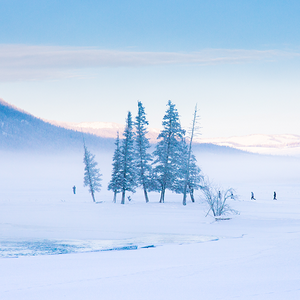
xmin=199 ymin=134 xmax=300 ymax=156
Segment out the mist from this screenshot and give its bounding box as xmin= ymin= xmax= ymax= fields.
xmin=1 ymin=146 xmax=300 ymax=204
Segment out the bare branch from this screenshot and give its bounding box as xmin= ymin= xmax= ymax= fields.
xmin=201 ymin=178 xmax=239 ymax=218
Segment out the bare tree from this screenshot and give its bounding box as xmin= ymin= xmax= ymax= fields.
xmin=201 ymin=179 xmax=238 ymax=219
xmin=183 ymin=104 xmax=201 ymax=206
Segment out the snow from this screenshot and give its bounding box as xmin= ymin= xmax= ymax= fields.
xmin=1 ymin=149 xmax=300 ymax=299
xmin=199 ymin=134 xmax=300 ymax=156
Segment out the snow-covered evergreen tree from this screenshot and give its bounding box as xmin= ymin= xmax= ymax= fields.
xmin=173 ymin=138 xmax=189 ymax=192
xmin=83 ymin=143 xmax=102 ymax=202
xmin=108 ymin=132 xmax=122 ymax=203
xmin=186 ymin=152 xmax=203 ymax=202
xmin=172 ymin=137 xmax=202 ymax=200
xmin=152 ymin=100 xmax=185 ymax=203
xmin=120 ymin=111 xmax=137 ymax=204
xmin=135 ymin=101 xmax=152 ymax=203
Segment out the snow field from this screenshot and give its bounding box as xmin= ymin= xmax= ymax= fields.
xmin=1 ymin=149 xmax=300 ymax=299
xmin=1 ymin=197 xmax=300 ymax=299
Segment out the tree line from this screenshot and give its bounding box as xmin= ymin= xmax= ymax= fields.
xmin=84 ymin=100 xmax=203 ymax=205
xmin=108 ymin=100 xmax=203 ymax=205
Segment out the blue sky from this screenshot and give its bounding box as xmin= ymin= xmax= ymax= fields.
xmin=1 ymin=0 xmax=300 ymax=137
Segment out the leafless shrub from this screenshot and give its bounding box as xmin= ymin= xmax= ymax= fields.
xmin=201 ymin=179 xmax=239 ymax=218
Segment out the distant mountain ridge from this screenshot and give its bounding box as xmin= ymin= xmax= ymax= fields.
xmin=49 ymin=118 xmax=300 ymax=156
xmin=0 ymin=99 xmax=113 ymax=151
xmin=47 ymin=120 xmax=161 ymax=143
xmin=2 ymin=99 xmax=299 ymax=156
xmin=0 ymin=99 xmax=239 ymax=155
xmin=199 ymin=134 xmax=300 ymax=156
xmin=199 ymin=134 xmax=300 ymax=149
xmin=0 ymin=99 xmax=242 ymax=155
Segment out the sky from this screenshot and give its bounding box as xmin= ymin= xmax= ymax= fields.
xmin=1 ymin=0 xmax=300 ymax=138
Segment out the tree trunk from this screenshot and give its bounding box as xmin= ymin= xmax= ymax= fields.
xmin=190 ymin=188 xmax=195 ymax=202
xmin=182 ymin=104 xmax=198 ymax=206
xmin=143 ymin=185 xmax=149 ymax=203
xmin=113 ymin=191 xmax=117 ymax=203
xmin=91 ymin=190 xmax=95 ymax=202
xmin=121 ymin=189 xmax=126 ymax=204
xmin=183 ymin=184 xmax=187 ymax=206
xmin=160 ymin=187 xmax=165 ymax=203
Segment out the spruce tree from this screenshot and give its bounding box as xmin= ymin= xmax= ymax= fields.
xmin=135 ymin=101 xmax=152 ymax=203
xmin=186 ymin=153 xmax=202 ymax=202
xmin=83 ymin=143 xmax=102 ymax=202
xmin=173 ymin=137 xmax=189 ymax=194
xmin=152 ymin=100 xmax=185 ymax=203
xmin=120 ymin=111 xmax=137 ymax=204
xmin=108 ymin=132 xmax=122 ymax=203
xmin=175 ymin=138 xmax=202 ymax=202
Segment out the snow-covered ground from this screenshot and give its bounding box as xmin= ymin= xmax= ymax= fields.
xmin=1 ymin=149 xmax=300 ymax=299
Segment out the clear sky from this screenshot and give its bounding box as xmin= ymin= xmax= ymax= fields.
xmin=1 ymin=0 xmax=300 ymax=137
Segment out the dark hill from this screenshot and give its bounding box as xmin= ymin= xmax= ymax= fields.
xmin=0 ymin=99 xmax=114 ymax=152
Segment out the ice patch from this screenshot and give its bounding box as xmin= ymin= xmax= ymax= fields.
xmin=0 ymin=234 xmax=218 ymax=258
xmin=0 ymin=240 xmax=78 ymax=257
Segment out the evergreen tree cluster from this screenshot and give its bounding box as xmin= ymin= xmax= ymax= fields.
xmin=108 ymin=100 xmax=203 ymax=205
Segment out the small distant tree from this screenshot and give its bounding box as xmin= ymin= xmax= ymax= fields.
xmin=201 ymin=180 xmax=238 ymax=218
xmin=108 ymin=132 xmax=122 ymax=203
xmin=83 ymin=143 xmax=102 ymax=202
xmin=135 ymin=101 xmax=152 ymax=203
xmin=152 ymin=100 xmax=185 ymax=203
xmin=120 ymin=111 xmax=137 ymax=204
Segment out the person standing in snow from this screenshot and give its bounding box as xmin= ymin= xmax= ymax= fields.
xmin=273 ymin=191 xmax=277 ymax=200
xmin=251 ymin=192 xmax=256 ymax=200
xmin=73 ymin=186 xmax=76 ymax=195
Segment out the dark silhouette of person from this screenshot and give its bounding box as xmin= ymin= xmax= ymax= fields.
xmin=251 ymin=192 xmax=256 ymax=200
xmin=273 ymin=191 xmax=277 ymax=200
xmin=73 ymin=186 xmax=76 ymax=195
